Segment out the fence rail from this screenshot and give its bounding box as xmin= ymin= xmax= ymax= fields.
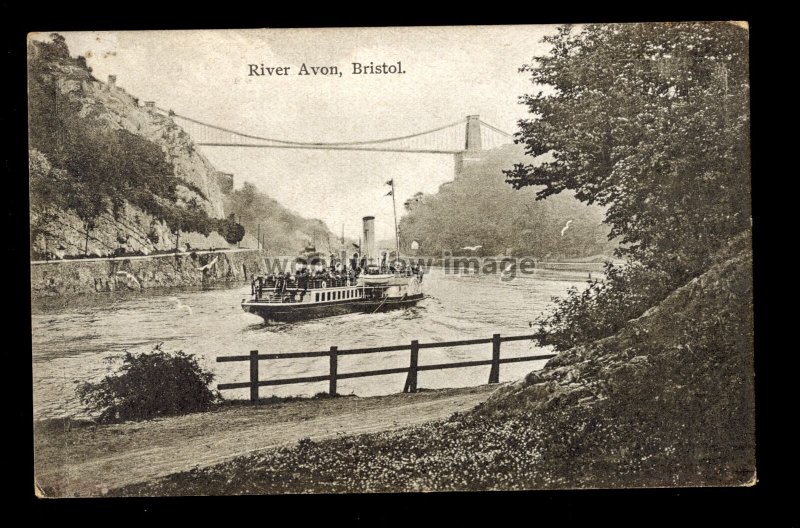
xmin=216 ymin=333 xmax=555 ymax=402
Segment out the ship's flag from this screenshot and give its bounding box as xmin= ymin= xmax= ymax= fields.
xmin=385 ymin=179 xmax=393 ymax=186
xmin=385 ymin=190 xmax=393 ymax=196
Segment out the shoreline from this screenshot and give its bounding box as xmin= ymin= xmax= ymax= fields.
xmin=30 ymin=246 xmax=260 ymax=266
xmin=30 ymin=248 xmax=272 ymax=298
xmin=34 ymin=384 xmax=500 ymax=497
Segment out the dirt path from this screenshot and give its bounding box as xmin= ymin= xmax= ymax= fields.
xmin=34 ymin=385 xmax=499 ymax=497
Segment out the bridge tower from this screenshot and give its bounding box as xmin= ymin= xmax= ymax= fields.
xmin=465 ymin=115 xmax=482 ymax=154
xmin=454 ymin=115 xmax=484 ymax=180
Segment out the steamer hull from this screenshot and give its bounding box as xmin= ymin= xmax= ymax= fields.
xmin=242 ymin=293 xmax=425 ymax=323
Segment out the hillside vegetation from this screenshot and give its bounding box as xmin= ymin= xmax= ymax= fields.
xmin=399 ymin=145 xmax=616 ymax=259
xmin=28 ymin=34 xmax=338 ymax=259
xmin=28 ymin=34 xmax=230 ymax=258
xmin=223 ymin=182 xmax=340 ymax=256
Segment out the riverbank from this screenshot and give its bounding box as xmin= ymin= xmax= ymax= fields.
xmin=107 ymin=240 xmax=753 ymax=495
xmin=30 ymin=249 xmax=613 ymax=299
xmin=30 ymin=248 xmax=273 ymax=297
xmin=34 ymin=384 xmax=499 ymax=497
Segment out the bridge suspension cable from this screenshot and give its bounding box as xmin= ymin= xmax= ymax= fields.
xmin=478 ymin=120 xmax=515 ymax=139
xmin=478 ymin=119 xmax=516 ymax=151
xmin=156 ymin=108 xmax=515 ymax=154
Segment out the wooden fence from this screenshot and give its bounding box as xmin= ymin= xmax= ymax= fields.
xmin=216 ymin=333 xmax=556 ymax=402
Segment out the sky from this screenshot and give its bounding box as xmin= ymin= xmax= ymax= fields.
xmin=44 ymin=26 xmax=556 ymax=239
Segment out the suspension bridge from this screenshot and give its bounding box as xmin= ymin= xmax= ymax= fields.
xmin=155 ymin=108 xmax=515 ymax=159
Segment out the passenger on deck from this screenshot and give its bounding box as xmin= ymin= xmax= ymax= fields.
xmin=297 ymin=269 xmax=309 ymax=288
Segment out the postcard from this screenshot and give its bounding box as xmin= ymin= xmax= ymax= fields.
xmin=29 ymin=23 xmax=754 ymax=496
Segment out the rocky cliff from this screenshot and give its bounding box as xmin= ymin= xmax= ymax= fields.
xmin=59 ymin=75 xmax=225 ymax=219
xmin=28 ymin=35 xmax=340 ymax=263
xmin=28 ymin=35 xmax=228 ymax=258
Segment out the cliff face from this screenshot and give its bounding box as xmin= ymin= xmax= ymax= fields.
xmin=71 ymin=77 xmax=225 ymax=218
xmin=29 ymin=184 xmax=230 ymax=259
xmin=28 ymin=36 xmax=228 ymax=258
xmin=29 ymin=36 xmax=342 ymax=262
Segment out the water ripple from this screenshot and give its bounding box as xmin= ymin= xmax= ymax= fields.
xmin=32 ymin=269 xmax=593 ymax=419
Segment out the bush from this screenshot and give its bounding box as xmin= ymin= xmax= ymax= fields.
xmin=77 ymin=344 xmax=218 ymax=423
xmin=217 ymin=215 xmax=245 ymax=245
xmin=532 ymin=262 xmax=676 ymax=352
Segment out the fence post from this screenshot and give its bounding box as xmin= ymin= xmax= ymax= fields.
xmin=489 ymin=334 xmax=501 ymax=384
xmin=329 ymin=346 xmax=338 ymax=396
xmin=404 ymin=340 xmax=419 ymax=393
xmin=249 ymin=350 xmax=259 ymax=402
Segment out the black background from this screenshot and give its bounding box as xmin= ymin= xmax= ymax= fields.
xmin=5 ymin=3 xmax=783 ymax=524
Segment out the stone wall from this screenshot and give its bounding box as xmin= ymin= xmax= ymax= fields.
xmin=30 ymin=249 xmax=275 ymax=297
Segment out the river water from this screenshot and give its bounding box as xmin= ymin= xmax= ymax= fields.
xmin=32 ymin=268 xmax=594 ymax=420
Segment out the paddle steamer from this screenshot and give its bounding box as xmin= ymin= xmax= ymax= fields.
xmin=242 ymin=216 xmax=424 ymax=323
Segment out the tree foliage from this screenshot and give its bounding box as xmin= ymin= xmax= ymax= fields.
xmin=27 ymin=35 xmax=218 ymax=241
xmin=505 ymin=22 xmax=750 ymax=282
xmin=399 ymin=145 xmax=614 ymax=258
xmin=223 ymin=182 xmax=336 ymax=254
xmin=506 ymin=23 xmax=751 ymax=349
xmin=218 ymin=214 xmax=246 ymax=244
xmin=76 ymin=344 xmax=218 ymax=423
xmin=29 ymin=149 xmax=78 ymax=241
xmin=533 ymin=262 xmax=674 ymax=351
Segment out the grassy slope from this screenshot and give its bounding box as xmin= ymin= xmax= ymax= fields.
xmin=114 ymin=235 xmax=754 ymax=495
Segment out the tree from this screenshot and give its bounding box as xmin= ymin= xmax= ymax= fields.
xmin=506 ymin=23 xmax=751 ymax=350
xmin=29 ymin=150 xmax=68 ymax=258
xmin=505 ymin=22 xmax=750 ymax=283
xmin=398 ymin=145 xmax=612 ymax=258
xmin=218 ymin=214 xmax=246 ymax=245
xmin=403 ymin=192 xmax=425 ymax=212
xmin=27 ymin=35 xmax=221 ymax=256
